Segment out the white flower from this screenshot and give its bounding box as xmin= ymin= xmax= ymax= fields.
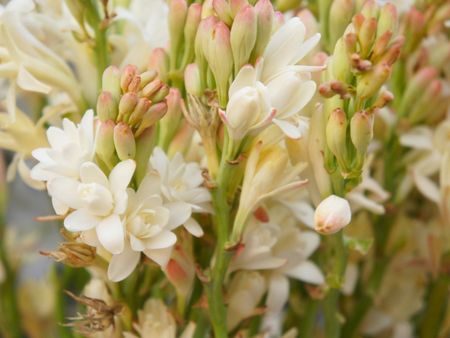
xmin=31 ymin=109 xmax=96 ymax=214
xmin=314 ymin=195 xmax=351 ymax=235
xmin=107 ymin=174 xmax=191 ymax=282
xmin=124 ymin=299 xmax=196 ymax=338
xmin=48 ymin=160 xmax=135 ymax=255
xmin=149 ymin=147 xmax=211 ymax=237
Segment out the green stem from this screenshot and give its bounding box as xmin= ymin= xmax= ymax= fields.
xmin=298 ymin=298 xmax=319 ymax=338
xmin=94 ymin=25 xmax=109 ymax=92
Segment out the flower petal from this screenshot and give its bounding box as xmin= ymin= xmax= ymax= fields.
xmin=109 ymin=160 xmax=136 ymax=194
xmin=184 ymin=218 xmax=204 ymax=237
xmin=144 ymin=247 xmax=173 ymax=268
xmin=96 ymin=214 xmax=125 ymax=254
xmin=285 ymin=260 xmax=325 ymax=284
xmin=272 ymin=119 xmax=301 ymax=139
xmin=64 ymin=209 xmax=101 ymax=232
xmin=107 ymin=245 xmax=140 ymax=282
xmin=165 ymin=202 xmax=192 ymax=229
xmin=229 ymin=65 xmax=257 ymax=97
xmin=266 ymin=274 xmax=290 ymax=315
xmin=80 ymin=162 xmax=109 ymax=186
xmin=144 ymin=231 xmax=177 ymax=249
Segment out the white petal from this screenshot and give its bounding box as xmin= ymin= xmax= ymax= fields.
xmin=413 ymin=171 xmax=440 ymax=204
xmin=266 ymin=274 xmax=290 ymax=315
xmin=165 ymin=202 xmax=192 ymax=229
xmin=109 ymin=160 xmax=136 ymax=194
xmin=229 ymin=65 xmax=257 ymax=97
xmin=300 ymin=231 xmax=321 ymax=258
xmin=80 ymin=162 xmax=109 ymax=186
xmin=52 ymin=197 xmax=69 ymax=215
xmin=107 ymin=246 xmax=140 ymax=282
xmin=272 ymin=119 xmax=301 ymax=139
xmin=144 ymin=231 xmax=177 ymax=249
xmin=285 ymin=260 xmax=325 ymax=284
xmin=64 ymin=209 xmax=101 ymax=232
xmin=144 ymin=247 xmax=173 ymax=268
xmin=17 ymin=65 xmax=52 ymax=94
xmin=47 ymin=177 xmax=83 ymax=209
xmin=18 ymin=158 xmax=45 ymax=190
xmin=184 ymin=218 xmax=204 ymax=237
xmin=292 ymin=33 xmax=321 ymax=64
xmin=96 ymin=214 xmax=125 ymax=254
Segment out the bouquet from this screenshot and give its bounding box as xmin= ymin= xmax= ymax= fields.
xmin=0 ymin=0 xmax=449 ymax=337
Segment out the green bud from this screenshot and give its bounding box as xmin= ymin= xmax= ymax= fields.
xmin=118 ymin=92 xmax=138 ymax=122
xmin=102 ymin=66 xmax=122 ymax=101
xmin=213 ymin=0 xmax=233 ymax=25
xmin=360 ymin=0 xmax=378 ymax=20
xmin=96 ymin=91 xmax=118 ymax=121
xmin=96 ymin=120 xmax=117 ymax=168
xmin=377 ymin=3 xmax=397 ymax=39
xmin=251 ymin=0 xmax=274 ymax=60
xmin=142 ymin=79 xmax=164 ymax=99
xmin=329 ymin=0 xmax=354 ymax=49
xmin=358 ymin=17 xmax=377 ymax=58
xmin=151 ymin=84 xmax=170 ymax=103
xmin=231 ymin=5 xmax=257 ymax=74
xmin=326 ymin=108 xmax=349 ymax=173
xmin=136 ymin=102 xmax=168 ymax=137
xmin=350 ymin=111 xmax=373 ymax=154
xmin=185 ymin=63 xmax=203 ymax=96
xmin=181 ymin=3 xmax=202 ymax=69
xmin=139 ymin=70 xmax=158 ymax=89
xmin=356 ymin=63 xmax=390 ymax=100
xmin=114 ymin=122 xmax=136 ymax=160
xmin=120 ymin=65 xmax=138 ymax=93
xmin=149 ymin=49 xmax=170 ymax=83
xmin=129 ymin=98 xmax=152 ymax=127
xmin=331 ymin=38 xmax=351 ymax=83
xmin=408 ymin=79 xmax=443 ymax=125
xmin=159 ymin=88 xmax=183 ymax=149
xmin=169 ymin=0 xmax=188 ymax=70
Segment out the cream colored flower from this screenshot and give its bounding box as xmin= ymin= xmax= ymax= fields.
xmin=314 ymin=195 xmax=351 ymax=235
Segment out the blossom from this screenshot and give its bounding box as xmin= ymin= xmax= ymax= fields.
xmin=48 ymin=160 xmax=135 ymax=255
xmin=149 ymin=147 xmax=211 ymax=237
xmin=124 ymin=299 xmax=196 ymax=338
xmin=30 ymin=109 xmax=96 ymax=214
xmin=107 ymin=173 xmax=191 ymax=282
xmin=314 ymin=195 xmax=352 ymax=235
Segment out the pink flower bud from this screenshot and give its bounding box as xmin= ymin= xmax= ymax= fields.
xmin=136 ymin=102 xmax=168 ymax=137
xmin=377 ymin=2 xmax=397 ymax=38
xmin=120 ymin=65 xmax=138 ymax=93
xmin=326 ymin=108 xmax=349 ymax=171
xmin=113 ymin=122 xmax=136 ymax=160
xmin=96 ymin=120 xmax=116 ymax=166
xmin=118 ymin=92 xmax=138 ymax=122
xmin=148 ymin=49 xmax=170 ymax=83
xmin=213 ymin=0 xmax=232 ymax=25
xmin=138 ymin=70 xmax=158 ymax=89
xmin=102 ymin=66 xmax=121 ymax=100
xmin=314 ymin=195 xmax=351 ymax=235
xmin=350 ymin=111 xmax=373 ymax=155
xmin=128 ymin=97 xmax=152 ymax=126
xmin=169 ymin=0 xmax=188 ymax=69
xmin=230 ymin=0 xmax=248 ymax=17
xmin=96 ymin=91 xmax=118 ymax=121
xmin=180 ymin=3 xmax=202 ymax=68
xmin=356 ymin=63 xmax=391 ymax=100
xmin=231 ymin=5 xmax=257 ymax=72
xmin=252 ymin=0 xmax=274 ymax=60
xmin=358 ymin=17 xmax=378 ymax=58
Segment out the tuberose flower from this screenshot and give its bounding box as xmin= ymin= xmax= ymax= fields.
xmin=314 ymin=195 xmax=352 ymax=234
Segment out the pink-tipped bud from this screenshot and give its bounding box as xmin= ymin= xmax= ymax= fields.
xmin=151 ymin=84 xmax=170 ymax=103
xmin=181 ymin=3 xmax=202 ymax=68
xmin=102 ymin=66 xmax=121 ymax=100
xmin=96 ymin=120 xmax=116 ymax=166
xmin=326 ymin=108 xmax=348 ymax=170
xmin=297 ymin=9 xmax=318 ymax=38
xmin=356 ymin=63 xmax=391 ymax=100
xmin=127 ymin=75 xmax=141 ymax=93
xmin=360 ymin=0 xmax=378 ymax=20
xmin=97 ymin=91 xmax=118 ymax=121
xmin=314 ymin=195 xmax=351 ymax=235
xmin=350 ymin=111 xmax=373 ymax=154
xmin=128 ymin=97 xmax=152 ymax=126
xmin=169 ymin=0 xmax=188 ymax=69
xmin=136 ymin=102 xmax=168 ymax=137
xmin=372 ymin=30 xmax=393 ymax=59
xmin=213 ymin=0 xmax=233 ymax=25
xmin=230 ymin=0 xmax=248 ymax=17
xmin=139 ymin=70 xmax=158 ymax=89
xmin=377 ymin=2 xmax=397 ymax=39
xmin=329 ymin=0 xmax=354 ymax=48
xmin=118 ymin=92 xmax=138 ymax=122
xmin=113 ymin=122 xmax=136 ymax=160
xmin=378 ymin=36 xmax=404 ymax=66
xmin=252 ymin=0 xmax=274 ymax=60
xmin=358 ymin=17 xmax=378 ymax=58
xmin=185 ymin=63 xmax=203 ymax=96
xmin=142 ymin=79 xmax=164 ymax=99
xmin=149 ymin=49 xmax=170 ymax=83
xmin=231 ymin=5 xmax=257 ymax=72
xmin=120 ymin=65 xmax=138 ymax=93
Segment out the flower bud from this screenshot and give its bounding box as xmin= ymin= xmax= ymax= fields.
xmin=251 ymin=0 xmax=274 ymax=60
xmin=329 ymin=0 xmax=354 ymax=48
xmin=358 ymin=17 xmax=377 ymax=58
xmin=120 ymin=65 xmax=138 ymax=93
xmin=149 ymin=49 xmax=170 ymax=83
xmin=136 ymin=102 xmax=168 ymax=137
xmin=408 ymin=79 xmax=443 ymax=124
xmin=195 ymin=16 xmax=218 ymax=88
xmin=356 ymin=62 xmax=390 ymax=100
xmin=377 ymin=3 xmax=397 ymax=39
xmin=114 ymin=122 xmax=136 ymax=160
xmin=169 ymin=0 xmax=188 ymax=69
xmin=230 ymin=0 xmax=248 ymax=17
xmin=350 ymin=111 xmax=373 ymax=154
xmin=331 ymin=38 xmax=351 ymax=83
xmin=275 ymin=0 xmax=301 ymax=12
xmin=139 ymin=70 xmax=158 ymax=89
xmin=207 ymin=22 xmax=233 ymax=107
xmin=41 ymin=242 xmax=96 ymax=268
xmin=102 ymin=66 xmax=121 ymax=100
xmin=135 ymin=127 xmax=156 ymax=184
xmin=96 ymin=120 xmax=117 ymax=167
xmin=231 ymin=5 xmax=257 ymax=73
xmin=159 ymin=88 xmax=183 ymax=147
xmin=118 ymin=92 xmax=138 ymax=122
xmin=185 ymin=63 xmax=203 ymax=96
xmin=128 ymin=97 xmax=152 ymax=126
xmin=181 ymin=3 xmax=202 ymax=68
xmin=213 ymin=0 xmax=233 ymax=25
xmin=326 ymin=108 xmax=348 ymax=172
xmin=360 ymin=0 xmax=378 ymax=20
xmin=314 ymin=195 xmax=351 ymax=235
xmin=96 ymin=91 xmax=118 ymax=121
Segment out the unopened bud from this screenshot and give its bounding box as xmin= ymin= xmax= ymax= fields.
xmin=371 ymin=30 xmax=393 ymax=59
xmin=129 ymin=98 xmax=152 ymax=126
xmin=213 ymin=0 xmax=233 ymax=25
xmin=151 ymin=84 xmax=170 ymax=103
xmin=139 ymin=70 xmax=158 ymax=89
xmin=331 ymin=38 xmax=351 ymax=82
xmin=326 ymin=108 xmax=348 ymax=171
xmin=231 ymin=5 xmax=257 ymax=73
xmin=185 ymin=63 xmax=203 ymax=96
xmin=358 ymin=17 xmax=377 ymax=58
xmin=41 ymin=242 xmax=96 ymax=268
xmin=127 ymin=75 xmax=141 ymax=93
xmin=142 ymin=79 xmax=164 ymax=99
xmin=96 ymin=120 xmax=116 ymax=166
xmin=360 ymin=0 xmax=378 ymax=20
xmin=118 ymin=92 xmax=138 ymax=122
xmin=350 ymin=53 xmax=372 ymax=72
xmin=149 ymin=49 xmax=170 ymax=83
xmin=135 ymin=127 xmax=156 ymax=184
xmin=120 ymin=65 xmax=138 ymax=93
xmin=314 ymin=195 xmax=351 ymax=235
xmin=356 ymin=63 xmax=390 ymax=100
xmin=96 ymin=91 xmax=118 ymax=121
xmin=350 ymin=111 xmax=373 ymax=154
xmin=102 ymin=66 xmax=121 ymax=100
xmin=169 ymin=0 xmax=188 ymax=70
xmin=230 ymin=0 xmax=248 ymax=17
xmin=377 ymin=36 xmax=404 ymax=66
xmin=329 ymin=0 xmax=354 ymax=48
xmin=427 ymin=42 xmax=450 ymax=70
xmin=377 ymin=3 xmax=397 ymax=39
xmin=159 ymin=89 xmax=183 ymax=147
xmin=136 ymin=102 xmax=168 ymax=137
xmin=251 ymin=0 xmax=274 ymax=60
xmin=114 ymin=122 xmax=136 ymax=160
xmin=372 ymin=90 xmax=394 ymax=109
xmin=180 ymin=3 xmax=202 ymax=68
xmin=409 ymin=79 xmax=443 ymax=124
